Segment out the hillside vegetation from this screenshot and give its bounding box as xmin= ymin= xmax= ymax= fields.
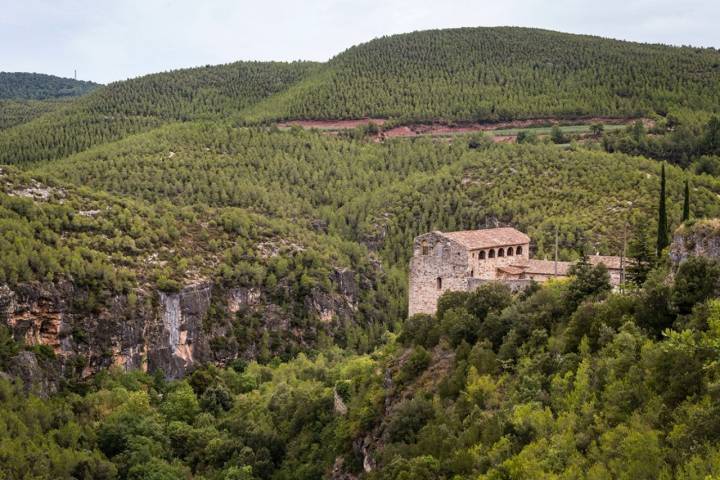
xmin=34 ymin=124 xmax=720 ymax=265
xmin=3 ymin=28 xmax=720 ymax=166
xmin=0 ymin=62 xmax=318 ymax=165
xmin=246 ymin=27 xmax=720 ymax=122
xmin=0 ymin=99 xmax=71 ymax=130
xmin=0 ymin=167 xmax=400 ymax=357
xmin=5 ymin=260 xmax=720 ymax=478
xmin=0 ymin=72 xmax=99 ymax=100
xmin=4 ymin=25 xmax=720 ymax=480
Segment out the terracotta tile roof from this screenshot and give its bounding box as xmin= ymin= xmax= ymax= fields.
xmin=440 ymin=228 xmax=530 ymax=250
xmin=496 ymin=265 xmax=527 ymax=275
xmin=588 ymin=255 xmax=624 ymax=270
xmin=511 ymin=259 xmax=573 ymax=276
xmin=509 ymin=256 xmax=624 ymax=276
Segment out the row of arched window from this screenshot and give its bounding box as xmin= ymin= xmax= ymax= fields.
xmin=471 ymin=245 xmax=523 ymax=260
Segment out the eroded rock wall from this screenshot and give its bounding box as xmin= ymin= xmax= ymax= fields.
xmin=0 ymin=267 xmax=364 ymax=385
xmin=671 ymin=219 xmax=720 ymax=267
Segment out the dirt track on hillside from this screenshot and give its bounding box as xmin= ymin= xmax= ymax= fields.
xmin=277 ymin=116 xmax=645 ymax=140
xmin=277 ymin=118 xmax=387 ymax=129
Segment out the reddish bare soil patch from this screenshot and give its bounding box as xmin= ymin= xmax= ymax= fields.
xmin=278 ymin=118 xmax=386 ymax=129
xmin=381 ymin=116 xmax=638 ymax=139
xmin=277 ymin=116 xmax=648 ymax=141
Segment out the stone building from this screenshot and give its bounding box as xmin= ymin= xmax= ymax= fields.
xmin=408 ymin=227 xmax=624 ymax=316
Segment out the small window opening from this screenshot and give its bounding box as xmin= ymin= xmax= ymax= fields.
xmin=421 ymin=240 xmax=429 ymax=255
xmin=498 ymin=248 xmax=505 ymax=257
xmin=516 ymin=246 xmax=523 ymax=255
xmin=437 ymin=277 xmax=442 ymax=290
xmin=507 ymin=247 xmax=514 ymax=256
xmin=470 ymin=269 xmax=474 ymax=277
xmin=488 ymin=249 xmax=496 ymax=259
xmin=479 ymin=250 xmax=486 ymax=260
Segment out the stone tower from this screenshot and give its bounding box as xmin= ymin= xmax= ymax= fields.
xmin=408 ymin=228 xmax=530 ymax=316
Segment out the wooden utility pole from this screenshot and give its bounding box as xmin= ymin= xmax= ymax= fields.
xmin=554 ymin=225 xmax=559 ymax=277
xmin=620 ymin=221 xmax=627 ymax=291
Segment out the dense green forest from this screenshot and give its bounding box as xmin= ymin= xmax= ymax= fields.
xmin=0 ymin=62 xmax=318 ymax=165
xmin=0 ymin=72 xmax=99 ymax=100
xmin=4 ymin=254 xmax=720 ymax=478
xmin=245 ymin=27 xmax=720 ymax=122
xmin=32 ymin=123 xmax=720 ymax=264
xmin=3 ymin=28 xmax=720 ymax=167
xmin=0 ymin=99 xmax=72 ymax=130
xmin=4 ymin=25 xmax=720 ymax=480
xmin=0 ymin=167 xmax=402 ymax=356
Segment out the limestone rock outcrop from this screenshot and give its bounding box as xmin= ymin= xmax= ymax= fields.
xmin=670 ymin=219 xmax=720 ymax=267
xmin=1 ymin=266 xmax=367 ymax=383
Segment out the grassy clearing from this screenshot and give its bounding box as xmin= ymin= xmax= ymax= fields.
xmin=488 ymin=123 xmax=627 ymax=136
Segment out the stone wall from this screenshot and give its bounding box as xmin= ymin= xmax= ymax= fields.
xmin=408 ymin=232 xmax=469 ymax=316
xmin=467 ymin=278 xmax=536 ymax=292
xmin=467 ymin=243 xmax=530 ymax=279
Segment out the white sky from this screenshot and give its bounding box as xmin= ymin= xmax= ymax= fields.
xmin=1 ymin=0 xmax=719 ymax=84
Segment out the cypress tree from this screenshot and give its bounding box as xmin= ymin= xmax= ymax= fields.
xmin=657 ymin=163 xmax=669 ymax=257
xmin=682 ymin=178 xmax=690 ymax=222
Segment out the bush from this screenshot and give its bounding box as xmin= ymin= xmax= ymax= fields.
xmin=0 ymin=325 xmax=18 ymax=368
xmin=673 ymin=256 xmax=720 ymax=316
xmin=396 ymin=347 xmax=432 ymax=385
xmin=385 ymin=396 xmax=435 ymax=443
xmin=200 ymin=385 xmax=234 ymax=414
xmin=465 ymin=282 xmax=513 ymax=320
xmin=398 ymin=314 xmax=439 ymax=348
xmin=436 ymin=291 xmax=470 ymax=322
xmin=440 ymin=307 xmax=480 ymax=347
xmin=564 ymin=259 xmax=611 ymax=313
xmin=550 ymin=125 xmax=569 ymax=144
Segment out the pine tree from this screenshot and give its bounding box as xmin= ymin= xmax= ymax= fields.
xmin=627 ymin=220 xmax=655 ymax=286
xmin=657 ymin=163 xmax=669 ymax=257
xmin=682 ymin=178 xmax=690 ymax=222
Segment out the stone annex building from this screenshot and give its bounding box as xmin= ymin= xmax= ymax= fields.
xmin=408 ymin=227 xmax=624 ymax=316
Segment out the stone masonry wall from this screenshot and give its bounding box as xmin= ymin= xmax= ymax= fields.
xmin=467 ymin=243 xmax=530 ymax=279
xmin=408 ymin=232 xmax=469 ymax=316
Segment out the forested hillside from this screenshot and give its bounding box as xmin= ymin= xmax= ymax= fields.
xmin=34 ymin=123 xmax=720 ymax=265
xmin=0 ymin=61 xmax=318 ymax=165
xmin=0 ymin=167 xmax=401 ymax=365
xmin=3 ymin=28 xmax=720 ymax=166
xmin=0 ymin=72 xmax=98 ymax=100
xmin=5 ymin=258 xmax=720 ymax=478
xmin=0 ymin=99 xmax=70 ymax=130
xmin=0 ymin=72 xmax=98 ymax=131
xmin=246 ymin=27 xmax=720 ymax=122
xmin=3 ymin=24 xmax=720 ymax=480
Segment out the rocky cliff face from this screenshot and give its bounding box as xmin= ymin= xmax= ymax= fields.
xmin=0 ymin=266 xmax=365 ymax=390
xmin=670 ymin=219 xmax=720 ymax=267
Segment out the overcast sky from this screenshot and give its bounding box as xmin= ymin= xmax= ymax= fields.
xmin=2 ymin=0 xmax=719 ymax=84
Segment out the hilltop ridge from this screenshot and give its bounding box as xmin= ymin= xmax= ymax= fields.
xmin=0 ymin=72 xmax=99 ymax=100
xmin=1 ymin=27 xmax=719 ymax=165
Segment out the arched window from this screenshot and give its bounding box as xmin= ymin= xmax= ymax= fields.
xmin=436 ymin=277 xmax=442 ymax=290
xmin=421 ymin=240 xmax=429 ymax=256
xmin=507 ymin=247 xmax=514 ymax=256
xmin=488 ymin=249 xmax=495 ymax=259
xmin=479 ymin=250 xmax=486 ymax=260
xmin=516 ymin=245 xmax=523 ymax=255
xmin=498 ymin=248 xmax=505 ymax=257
